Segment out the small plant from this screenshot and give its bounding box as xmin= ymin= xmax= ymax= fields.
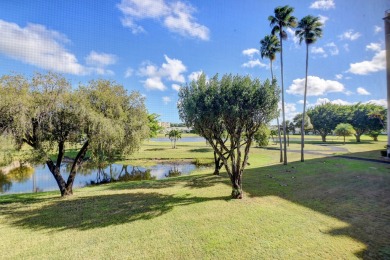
xmin=334 ymin=123 xmax=355 ymax=144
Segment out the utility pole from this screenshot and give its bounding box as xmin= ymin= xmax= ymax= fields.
xmin=384 ymin=10 xmax=390 ymax=157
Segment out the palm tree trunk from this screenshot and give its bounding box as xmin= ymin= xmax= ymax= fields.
xmin=279 ymin=30 xmax=288 ymax=165
xmin=277 ymin=116 xmax=283 ymax=162
xmin=301 ymin=43 xmax=309 ymax=162
xmin=271 ymin=59 xmax=283 ymax=163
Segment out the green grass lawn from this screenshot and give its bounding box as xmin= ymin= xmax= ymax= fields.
xmin=0 ymin=135 xmax=389 ymax=259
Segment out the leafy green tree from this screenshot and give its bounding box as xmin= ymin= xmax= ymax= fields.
xmin=269 ymin=5 xmax=297 ymax=165
xmin=295 ymin=15 xmax=323 ymax=162
xmin=307 ymin=103 xmax=343 ymax=142
xmin=270 ymin=129 xmax=278 ymax=143
xmin=293 ymin=113 xmax=313 ymax=134
xmin=368 ymin=130 xmax=381 ymax=141
xmin=254 ymin=124 xmax=271 ymax=147
xmin=0 ymin=73 xmax=149 ymax=196
xmin=286 ymin=120 xmax=296 ymax=135
xmin=178 ymin=73 xmax=278 ymax=199
xmin=148 ymin=113 xmax=163 ymax=138
xmin=260 ymin=34 xmax=283 ymax=162
xmin=166 ymin=129 xmax=182 ymax=148
xmin=334 ymin=123 xmax=355 ymax=144
xmin=349 ymin=103 xmax=385 ymax=142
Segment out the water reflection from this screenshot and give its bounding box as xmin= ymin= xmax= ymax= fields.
xmin=165 ymin=165 xmax=182 ymax=178
xmin=0 ymin=162 xmax=198 ymax=195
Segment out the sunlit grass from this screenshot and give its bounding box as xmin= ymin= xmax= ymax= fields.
xmin=0 ymin=133 xmax=389 ymax=258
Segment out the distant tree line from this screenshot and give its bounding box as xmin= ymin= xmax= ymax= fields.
xmin=306 ymin=102 xmax=386 ymax=142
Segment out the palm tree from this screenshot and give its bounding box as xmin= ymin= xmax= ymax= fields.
xmin=295 ymin=15 xmax=323 ymax=162
xmin=166 ymin=129 xmax=182 ymax=149
xmin=260 ymin=35 xmax=283 ymax=163
xmin=269 ymin=5 xmax=297 ymax=165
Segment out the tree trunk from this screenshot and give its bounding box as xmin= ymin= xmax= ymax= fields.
xmin=321 ymin=134 xmax=327 ymax=142
xmin=373 ymin=136 xmax=378 ymax=141
xmin=231 ymin=173 xmax=242 ymax=199
xmin=213 ymin=151 xmax=223 ymax=175
xmin=301 ymin=43 xmax=309 ymax=162
xmin=355 ymin=134 xmax=361 ymax=142
xmin=277 ymin=117 xmax=283 ymax=163
xmin=66 ymin=141 xmax=89 ymax=194
xmin=279 ymin=29 xmax=288 ymax=165
xmin=343 ymin=136 xmax=345 ymax=145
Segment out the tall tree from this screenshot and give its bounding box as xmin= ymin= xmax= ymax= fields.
xmin=0 ymin=73 xmax=149 ymax=196
xmin=269 ymin=5 xmax=297 ymax=165
xmin=295 ymin=15 xmax=323 ymax=162
xmin=260 ymin=35 xmax=283 ymax=162
xmin=178 ymin=74 xmax=278 ymax=199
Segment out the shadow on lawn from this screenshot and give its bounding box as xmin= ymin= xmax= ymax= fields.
xmin=0 ymin=191 xmax=229 ymax=231
xmin=242 ymin=149 xmax=390 ymax=259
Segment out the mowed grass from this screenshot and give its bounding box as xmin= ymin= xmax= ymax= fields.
xmin=0 ymin=135 xmax=389 ymax=259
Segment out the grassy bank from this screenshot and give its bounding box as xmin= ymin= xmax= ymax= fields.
xmin=0 ymin=136 xmax=389 ymax=259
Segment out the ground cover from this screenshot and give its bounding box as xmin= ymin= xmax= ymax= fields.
xmin=0 ymin=135 xmax=389 ymax=259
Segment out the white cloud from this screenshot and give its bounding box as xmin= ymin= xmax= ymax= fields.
xmin=287 ymin=76 xmax=345 ymax=96
xmin=364 ymin=99 xmax=387 ymax=108
xmin=85 ymin=51 xmax=117 ymax=75
xmin=278 ymin=102 xmax=298 ymax=120
xmin=286 ymin=27 xmax=300 ymax=46
xmin=374 ymin=25 xmax=382 ymax=34
xmin=318 ymin=15 xmax=329 ymax=26
xmin=172 ymin=83 xmax=181 ymax=91
xmin=242 ymin=59 xmax=267 ymax=68
xmin=162 ymin=96 xmax=171 ymax=104
xmin=339 ymin=29 xmax=361 ymax=41
xmin=348 ymin=50 xmax=385 ymax=75
xmin=310 ymin=0 xmax=335 ymax=10
xmin=242 ymin=48 xmax=259 ymax=58
xmin=315 ymin=98 xmax=352 ymax=106
xmin=161 ymin=55 xmax=186 ymax=82
xmin=164 ymin=2 xmax=210 ymax=41
xmin=188 ymin=70 xmax=203 ymax=82
xmin=366 ymin=42 xmax=381 ymax=52
xmin=325 ymin=42 xmax=339 ymax=55
xmin=311 ymin=46 xmax=325 ymax=54
xmin=86 ymin=51 xmax=117 ymax=66
xmin=117 ymin=0 xmax=209 ymax=40
xmin=144 ymin=77 xmax=166 ymax=91
xmin=314 ymin=98 xmax=387 ymax=108
xmin=0 ymin=19 xmax=87 ymax=75
xmin=343 ymin=43 xmax=350 ymax=52
xmin=297 ymin=100 xmax=305 ymax=104
xmin=335 ymin=74 xmax=343 ymax=80
xmin=125 ymin=67 xmax=134 ymax=78
xmin=312 ymin=42 xmax=338 ymax=58
xmin=138 ymin=55 xmax=186 ymax=90
xmin=356 ymin=87 xmax=371 ymax=95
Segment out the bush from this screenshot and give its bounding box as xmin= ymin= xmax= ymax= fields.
xmin=254 ymin=124 xmax=271 ymax=147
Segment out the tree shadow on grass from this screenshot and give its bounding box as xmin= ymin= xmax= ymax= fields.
xmin=242 ymin=149 xmax=390 ymax=259
xmin=0 ymin=192 xmax=228 ymax=231
xmin=189 ymin=148 xmax=213 ymax=153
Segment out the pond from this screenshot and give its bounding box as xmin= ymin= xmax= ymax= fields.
xmin=151 ymin=137 xmax=206 ymax=142
xmin=0 ymin=162 xmax=198 ymax=195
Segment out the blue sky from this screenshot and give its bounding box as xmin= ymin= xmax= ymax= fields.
xmin=0 ymin=0 xmax=388 ymax=123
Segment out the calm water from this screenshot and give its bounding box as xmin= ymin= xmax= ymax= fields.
xmin=151 ymin=137 xmax=206 ymax=142
xmin=0 ymin=163 xmax=197 ymax=195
